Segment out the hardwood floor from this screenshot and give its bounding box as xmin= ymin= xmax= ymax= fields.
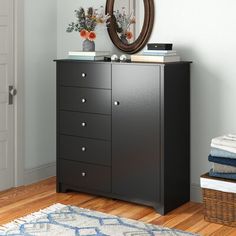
xmin=0 ymin=177 xmax=235 ymax=235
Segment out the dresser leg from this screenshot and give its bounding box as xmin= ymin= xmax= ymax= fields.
xmin=153 ymin=204 xmax=165 ymax=215
xmin=57 ymin=182 xmax=67 ymax=193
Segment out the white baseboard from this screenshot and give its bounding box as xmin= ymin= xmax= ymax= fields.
xmin=191 ymin=183 xmax=202 ymax=203
xmin=24 ymin=162 xmax=56 ymax=185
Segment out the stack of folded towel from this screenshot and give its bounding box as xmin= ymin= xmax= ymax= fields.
xmin=208 ymin=134 xmax=236 ymax=180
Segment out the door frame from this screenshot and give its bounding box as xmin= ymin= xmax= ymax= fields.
xmin=13 ymin=0 xmax=24 ymax=186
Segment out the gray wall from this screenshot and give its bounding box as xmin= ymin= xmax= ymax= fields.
xmin=24 ymin=0 xmax=57 ymax=170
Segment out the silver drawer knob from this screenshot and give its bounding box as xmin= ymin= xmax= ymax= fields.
xmin=81 ymin=172 xmax=86 ymax=177
xmin=81 ymin=98 xmax=86 ymax=103
xmin=81 ymin=122 xmax=87 ymax=127
xmin=81 ymin=73 xmax=86 ymax=78
xmin=114 ymin=101 xmax=120 ymax=106
xmin=81 ymin=146 xmax=86 ymax=152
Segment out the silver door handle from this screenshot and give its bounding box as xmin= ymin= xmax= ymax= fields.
xmin=9 ymin=86 xmax=17 ymax=105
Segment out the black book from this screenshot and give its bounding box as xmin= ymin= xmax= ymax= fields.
xmin=147 ymin=43 xmax=173 ymax=50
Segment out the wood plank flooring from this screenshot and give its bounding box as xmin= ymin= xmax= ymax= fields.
xmin=0 ymin=177 xmax=235 ymax=235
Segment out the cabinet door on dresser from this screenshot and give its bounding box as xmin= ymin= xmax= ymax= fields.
xmin=112 ymin=64 xmax=161 ymax=203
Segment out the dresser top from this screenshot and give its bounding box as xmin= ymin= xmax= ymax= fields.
xmin=54 ymin=59 xmax=192 ymax=66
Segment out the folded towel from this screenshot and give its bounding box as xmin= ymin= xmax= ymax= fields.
xmin=210 ymin=147 xmax=236 ymax=159
xmin=208 ymin=155 xmax=236 ymax=167
xmin=209 ymin=169 xmax=236 ymax=180
xmin=213 ymin=163 xmax=236 ymax=173
xmin=211 ymin=143 xmax=236 ymax=154
xmin=211 ymin=135 xmax=236 ymax=152
xmin=223 ymin=134 xmax=236 ymax=141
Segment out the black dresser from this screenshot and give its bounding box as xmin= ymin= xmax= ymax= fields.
xmin=55 ymin=60 xmax=191 ymax=215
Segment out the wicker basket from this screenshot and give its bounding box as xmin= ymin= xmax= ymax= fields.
xmin=201 ymin=175 xmax=236 ymax=227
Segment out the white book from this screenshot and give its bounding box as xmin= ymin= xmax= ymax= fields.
xmin=68 ymin=51 xmax=110 ymax=56
xmin=68 ymin=55 xmax=105 ymax=61
xmin=131 ymin=54 xmax=180 ymax=63
xmin=143 ymin=51 xmax=177 ymax=56
xmin=143 ymin=50 xmax=177 ymax=54
xmin=143 ymin=52 xmax=177 ymax=56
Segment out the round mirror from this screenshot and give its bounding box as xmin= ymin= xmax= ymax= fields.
xmin=106 ymin=0 xmax=154 ymax=54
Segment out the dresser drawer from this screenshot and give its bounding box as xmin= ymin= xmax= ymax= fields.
xmin=60 ymin=111 xmax=111 ymax=140
xmin=59 ymin=135 xmax=111 ymax=166
xmin=59 ymin=87 xmax=111 ymax=114
xmin=57 ymin=62 xmax=111 ymax=89
xmin=59 ymin=160 xmax=111 ymax=193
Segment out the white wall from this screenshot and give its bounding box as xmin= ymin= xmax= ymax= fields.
xmin=24 ymin=0 xmax=57 ymax=170
xmin=57 ymin=0 xmax=113 ymax=58
xmin=22 ymin=0 xmax=233 ymax=199
xmin=152 ymin=0 xmax=236 ymax=201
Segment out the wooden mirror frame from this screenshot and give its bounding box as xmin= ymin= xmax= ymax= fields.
xmin=106 ymin=0 xmax=154 ymax=54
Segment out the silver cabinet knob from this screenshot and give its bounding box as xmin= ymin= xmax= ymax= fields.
xmin=81 ymin=122 xmax=87 ymax=127
xmin=81 ymin=172 xmax=86 ymax=177
xmin=81 ymin=146 xmax=86 ymax=152
xmin=81 ymin=73 xmax=86 ymax=78
xmin=81 ymin=98 xmax=86 ymax=103
xmin=114 ymin=101 xmax=120 ymax=106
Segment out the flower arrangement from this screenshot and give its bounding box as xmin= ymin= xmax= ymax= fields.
xmin=67 ymin=6 xmax=110 ymax=42
xmin=113 ymin=7 xmax=136 ymax=43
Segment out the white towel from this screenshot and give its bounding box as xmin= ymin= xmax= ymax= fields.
xmin=211 ymin=143 xmax=236 ymax=154
xmin=211 ymin=135 xmax=236 ymax=148
xmin=223 ymin=134 xmax=236 ymax=141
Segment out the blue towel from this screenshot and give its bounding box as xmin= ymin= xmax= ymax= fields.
xmin=210 ymin=147 xmax=236 ymax=159
xmin=209 ymin=169 xmax=236 ymax=180
xmin=208 ymin=155 xmax=236 ymax=167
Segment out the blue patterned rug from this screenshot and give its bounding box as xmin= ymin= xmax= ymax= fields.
xmin=0 ymin=204 xmax=198 ymax=236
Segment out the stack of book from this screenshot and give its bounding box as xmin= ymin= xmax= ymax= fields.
xmin=131 ymin=43 xmax=180 ymax=63
xmin=68 ymin=51 xmax=110 ymax=61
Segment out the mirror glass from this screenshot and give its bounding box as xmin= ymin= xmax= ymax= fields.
xmin=113 ymin=0 xmax=144 ymax=44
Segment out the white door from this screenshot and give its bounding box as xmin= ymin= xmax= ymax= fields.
xmin=0 ymin=0 xmax=15 ymax=191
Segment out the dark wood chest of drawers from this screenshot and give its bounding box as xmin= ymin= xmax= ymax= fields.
xmin=55 ymin=60 xmax=191 ymax=215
